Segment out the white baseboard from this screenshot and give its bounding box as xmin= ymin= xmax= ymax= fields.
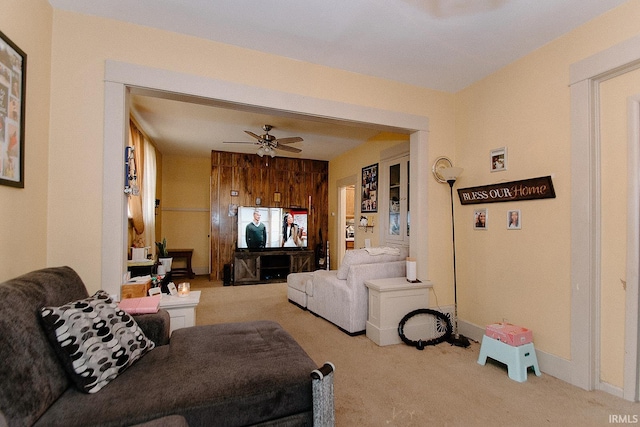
xmin=598 ymin=381 xmax=624 ymax=398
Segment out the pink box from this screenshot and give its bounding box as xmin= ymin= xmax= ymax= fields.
xmin=118 ymin=295 xmax=161 ymax=315
xmin=485 ymin=323 xmax=533 ymax=346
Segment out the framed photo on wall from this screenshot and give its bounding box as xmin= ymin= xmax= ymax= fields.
xmin=361 ymin=163 xmax=378 ymax=213
xmin=490 ymin=147 xmax=507 ymax=172
xmin=0 ymin=30 xmax=26 ymax=188
xmin=474 ymin=208 xmax=487 ymax=230
xmin=507 ymin=209 xmax=521 ymax=230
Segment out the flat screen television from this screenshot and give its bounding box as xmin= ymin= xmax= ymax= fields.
xmin=237 ymin=206 xmax=308 ymax=250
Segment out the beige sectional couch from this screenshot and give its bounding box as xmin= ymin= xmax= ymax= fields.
xmin=288 ymin=247 xmax=408 ymax=334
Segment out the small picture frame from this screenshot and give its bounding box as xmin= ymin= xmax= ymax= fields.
xmin=474 ymin=208 xmax=487 ymax=230
xmin=490 ymin=147 xmax=507 ymax=172
xmin=148 ymin=287 xmax=162 ymax=297
xmin=507 ymin=209 xmax=521 ymax=230
xmin=167 ymin=282 xmax=178 ymax=296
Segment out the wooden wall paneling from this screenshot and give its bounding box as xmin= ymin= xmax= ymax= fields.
xmin=292 ymin=160 xmax=320 ymax=251
xmin=210 ymin=151 xmax=328 ymax=281
xmin=269 ymin=167 xmax=289 ymax=207
xmin=289 ymin=168 xmax=307 ymax=208
xmin=271 ymin=156 xmax=286 ymax=171
xmin=303 ymin=172 xmax=316 ymax=249
xmin=312 ymin=169 xmax=328 ymax=251
xmin=210 ymin=159 xmax=221 ymax=280
xmin=235 ymin=161 xmax=259 ymax=206
xmin=219 ymin=151 xmax=233 ymax=167
xmin=218 ymin=165 xmax=235 ymax=279
xmin=263 ymin=167 xmax=273 ymax=205
xmin=231 ymin=152 xmax=251 ymax=168
xmin=211 ymin=152 xmax=238 ymax=280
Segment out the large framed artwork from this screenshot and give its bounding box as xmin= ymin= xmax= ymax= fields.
xmin=361 ymin=163 xmax=378 ymax=213
xmin=0 ymin=30 xmax=26 ymax=188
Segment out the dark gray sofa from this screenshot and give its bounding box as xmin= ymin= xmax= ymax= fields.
xmin=0 ymin=266 xmax=328 ymax=426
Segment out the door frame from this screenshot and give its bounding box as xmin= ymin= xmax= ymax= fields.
xmin=102 ymin=60 xmax=430 ymax=298
xmin=570 ymin=34 xmax=640 ymax=398
xmin=625 ymin=94 xmax=640 ymax=401
xmin=336 ymin=176 xmax=357 ymax=269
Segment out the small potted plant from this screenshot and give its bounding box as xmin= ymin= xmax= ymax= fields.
xmin=155 ymin=238 xmax=172 ymax=272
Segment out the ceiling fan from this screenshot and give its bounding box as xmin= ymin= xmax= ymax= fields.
xmin=223 ymin=124 xmax=303 ymax=157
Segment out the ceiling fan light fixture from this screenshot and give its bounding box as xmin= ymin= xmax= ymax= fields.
xmin=226 ymin=125 xmax=303 ymax=156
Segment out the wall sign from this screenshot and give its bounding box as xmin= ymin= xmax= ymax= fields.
xmin=457 ymin=176 xmax=555 ymax=205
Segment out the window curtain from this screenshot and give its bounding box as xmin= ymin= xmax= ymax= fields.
xmin=143 ymin=138 xmax=157 ymax=257
xmin=128 ymin=121 xmax=145 ymax=247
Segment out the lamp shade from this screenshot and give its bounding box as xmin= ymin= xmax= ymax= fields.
xmin=441 ymin=166 xmax=463 ymax=182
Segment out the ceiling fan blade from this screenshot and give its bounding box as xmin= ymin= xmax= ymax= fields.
xmin=276 ymin=144 xmax=302 ymax=153
xmin=244 ymin=131 xmax=263 ymax=141
xmin=275 ymin=137 xmax=303 ymax=144
xmin=223 ymin=141 xmax=257 ymax=144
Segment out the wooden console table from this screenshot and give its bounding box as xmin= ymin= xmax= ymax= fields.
xmin=233 ymin=249 xmax=314 ymax=285
xmin=168 ymin=249 xmax=195 ymax=279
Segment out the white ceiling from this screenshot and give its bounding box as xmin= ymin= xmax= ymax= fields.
xmin=128 ymin=89 xmax=390 ymax=160
xmin=49 ymin=0 xmax=629 ymax=159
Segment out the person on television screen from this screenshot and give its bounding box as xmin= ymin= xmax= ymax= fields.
xmin=281 ymin=213 xmax=303 ymax=247
xmin=246 ymin=210 xmax=267 ymax=248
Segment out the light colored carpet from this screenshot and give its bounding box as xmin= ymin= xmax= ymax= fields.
xmin=191 ymin=278 xmax=639 ymax=426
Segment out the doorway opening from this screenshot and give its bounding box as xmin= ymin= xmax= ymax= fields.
xmin=102 ymin=60 xmax=429 ymax=304
xmin=337 ymin=183 xmax=356 ymax=267
xmin=336 ymin=177 xmax=357 ymax=268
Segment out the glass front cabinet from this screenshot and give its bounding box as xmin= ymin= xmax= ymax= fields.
xmin=380 ymin=154 xmax=410 ymax=247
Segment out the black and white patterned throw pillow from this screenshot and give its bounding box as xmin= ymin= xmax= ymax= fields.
xmin=39 ymin=290 xmax=155 ymax=394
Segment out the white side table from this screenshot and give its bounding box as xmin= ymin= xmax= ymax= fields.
xmin=364 ymin=277 xmax=432 ymax=346
xmin=159 ymin=290 xmax=201 ymax=335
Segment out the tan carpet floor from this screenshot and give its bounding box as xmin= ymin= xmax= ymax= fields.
xmin=188 ymin=277 xmax=639 ymax=426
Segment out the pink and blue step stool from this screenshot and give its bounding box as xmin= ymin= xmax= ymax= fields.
xmin=477 ymin=335 xmax=541 ymax=382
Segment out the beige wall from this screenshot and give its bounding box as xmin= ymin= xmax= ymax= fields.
xmin=46 ymin=8 xmax=453 ymax=292
xmin=0 ymin=0 xmax=52 ymax=282
xmin=454 ymin=0 xmax=640 ymax=388
xmin=5 ymin=0 xmax=640 ymax=392
xmin=160 ymin=155 xmax=211 ymax=274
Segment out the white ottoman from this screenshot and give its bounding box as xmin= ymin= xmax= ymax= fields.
xmin=287 ymin=272 xmax=314 ymax=308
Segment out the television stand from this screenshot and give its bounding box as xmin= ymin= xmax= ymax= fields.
xmin=233 ymin=250 xmax=314 ymax=285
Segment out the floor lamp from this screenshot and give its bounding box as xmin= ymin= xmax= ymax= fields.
xmin=440 ymin=165 xmax=470 ymax=348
